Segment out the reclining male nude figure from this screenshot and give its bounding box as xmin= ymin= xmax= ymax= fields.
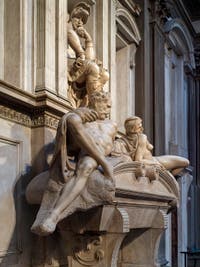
xmin=26 ymin=91 xmax=117 ymax=236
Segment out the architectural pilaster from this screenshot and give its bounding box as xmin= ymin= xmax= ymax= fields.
xmin=4 ymin=0 xmax=21 ymax=87
xmin=134 ymin=0 xmax=153 ymax=140
xmin=35 ymin=0 xmax=68 ymax=97
xmin=56 ymin=0 xmax=68 ymax=97
xmin=149 ymin=0 xmax=170 ymax=155
xmin=36 ymin=0 xmax=56 ymax=92
xmin=177 ymin=172 xmax=193 ymax=267
xmin=0 ymin=0 xmax=4 ymax=80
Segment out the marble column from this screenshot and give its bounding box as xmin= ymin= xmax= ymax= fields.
xmin=177 ymin=172 xmax=193 ymax=267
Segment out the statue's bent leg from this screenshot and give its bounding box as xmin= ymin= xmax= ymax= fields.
xmin=31 ymin=157 xmax=97 ymax=236
xmin=26 ymin=171 xmax=49 ymax=204
xmin=53 ymin=156 xmax=97 ymax=217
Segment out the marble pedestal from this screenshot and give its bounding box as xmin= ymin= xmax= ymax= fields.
xmin=30 ymin=162 xmax=179 ymax=267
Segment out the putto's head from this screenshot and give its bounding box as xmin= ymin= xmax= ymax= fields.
xmin=70 ymin=2 xmax=91 ymax=29
xmin=124 ymin=116 xmax=143 ymax=135
xmin=88 ymin=91 xmax=111 ymax=120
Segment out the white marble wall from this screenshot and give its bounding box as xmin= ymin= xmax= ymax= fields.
xmin=164 ymin=47 xmax=188 ymax=157
xmin=1 ymin=0 xmax=68 ymax=96
xmin=116 ymin=44 xmax=136 ymax=131
xmin=0 ymin=118 xmax=31 ymax=265
xmin=35 ymin=0 xmax=68 ymax=95
xmin=164 ymin=19 xmax=194 ymax=265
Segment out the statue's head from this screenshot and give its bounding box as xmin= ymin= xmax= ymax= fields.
xmin=124 ymin=116 xmax=143 ymax=135
xmin=88 ymin=91 xmax=111 ymax=120
xmin=70 ymin=2 xmax=91 ymax=29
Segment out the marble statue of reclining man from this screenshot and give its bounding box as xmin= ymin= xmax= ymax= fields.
xmin=26 ymin=91 xmax=117 ymax=236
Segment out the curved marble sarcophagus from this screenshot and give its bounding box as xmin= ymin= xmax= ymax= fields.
xmin=26 ymin=160 xmax=180 ymax=267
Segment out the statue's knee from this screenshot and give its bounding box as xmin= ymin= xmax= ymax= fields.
xmin=78 ymin=160 xmax=95 ymax=176
xmin=67 ymin=114 xmax=82 ymax=130
xmin=87 ymin=62 xmax=99 ymax=75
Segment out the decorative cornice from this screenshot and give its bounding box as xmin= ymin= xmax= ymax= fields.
xmin=0 ymin=79 xmax=73 ymax=115
xmin=32 ymin=113 xmax=59 ymax=129
xmin=0 ymin=79 xmax=77 ymax=129
xmin=0 ymin=104 xmax=60 ymax=129
xmin=0 ymin=105 xmax=32 ymax=127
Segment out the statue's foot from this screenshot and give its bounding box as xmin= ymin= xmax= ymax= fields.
xmin=31 ymin=211 xmax=58 ymax=236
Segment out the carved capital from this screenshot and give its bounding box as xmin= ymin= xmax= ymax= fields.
xmin=73 ymin=235 xmax=104 ymax=266
xmin=149 ymin=0 xmax=171 ymax=26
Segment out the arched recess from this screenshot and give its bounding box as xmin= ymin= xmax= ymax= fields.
xmin=163 ymin=18 xmax=194 ymax=267
xmin=164 ymin=18 xmax=195 ymax=69
xmin=115 ymin=4 xmax=141 ymax=131
xmin=164 ymin=18 xmax=195 ymax=156
xmin=116 ymin=8 xmax=141 ymax=47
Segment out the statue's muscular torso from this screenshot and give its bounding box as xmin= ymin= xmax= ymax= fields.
xmin=84 ymin=120 xmax=117 ymax=156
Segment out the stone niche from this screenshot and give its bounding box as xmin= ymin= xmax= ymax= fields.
xmin=24 ymin=0 xmax=189 ymax=266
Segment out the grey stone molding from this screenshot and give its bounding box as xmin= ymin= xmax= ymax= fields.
xmin=0 ymin=79 xmax=73 ymax=113
xmin=0 ymin=79 xmax=74 ymax=129
xmin=0 ymin=105 xmax=60 ymax=130
xmin=0 ymin=105 xmax=32 ymax=127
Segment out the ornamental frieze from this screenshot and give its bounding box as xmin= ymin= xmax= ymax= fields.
xmin=0 ymin=105 xmax=59 ymax=129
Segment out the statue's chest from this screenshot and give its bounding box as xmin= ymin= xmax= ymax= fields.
xmin=84 ymin=122 xmax=113 ymax=142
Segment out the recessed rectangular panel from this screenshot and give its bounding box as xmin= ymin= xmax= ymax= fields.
xmin=0 ymin=137 xmax=21 ymax=260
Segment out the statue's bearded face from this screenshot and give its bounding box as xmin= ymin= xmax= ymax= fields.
xmin=94 ymin=99 xmax=111 ymax=120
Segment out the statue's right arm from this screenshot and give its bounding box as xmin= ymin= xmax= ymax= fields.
xmin=75 ymin=27 xmax=95 ymax=60
xmin=68 ymin=29 xmax=85 ymax=59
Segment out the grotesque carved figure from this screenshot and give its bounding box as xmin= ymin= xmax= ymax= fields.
xmin=112 ymin=116 xmax=189 ymax=175
xmin=67 ymin=2 xmax=109 ymax=107
xmin=27 ymin=91 xmax=117 ymax=236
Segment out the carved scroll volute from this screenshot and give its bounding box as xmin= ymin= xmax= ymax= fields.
xmin=73 ymin=236 xmax=104 ymax=266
